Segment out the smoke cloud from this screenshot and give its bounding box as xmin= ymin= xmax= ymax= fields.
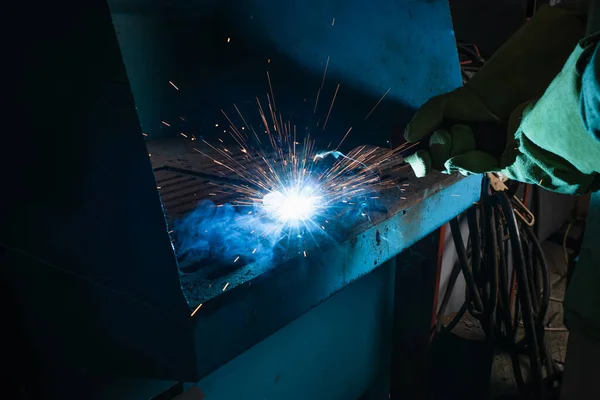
xmin=173 ymin=201 xmax=280 ymax=268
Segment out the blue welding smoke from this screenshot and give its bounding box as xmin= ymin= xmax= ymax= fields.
xmin=172 ymin=149 xmax=391 ymax=269
xmin=174 ymin=201 xmax=279 ymax=267
xmin=174 ymin=195 xmax=381 ymax=269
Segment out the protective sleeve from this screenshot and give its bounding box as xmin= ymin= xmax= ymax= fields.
xmin=580 ymin=41 xmax=600 ymax=139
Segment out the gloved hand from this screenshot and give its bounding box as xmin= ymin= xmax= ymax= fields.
xmin=402 ymin=6 xmax=600 ymax=194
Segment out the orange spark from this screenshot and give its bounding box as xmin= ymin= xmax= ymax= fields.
xmin=322 ymin=84 xmax=340 ymax=130
xmin=190 ymin=303 xmax=203 ymax=317
xmin=365 ymin=88 xmax=391 ymax=120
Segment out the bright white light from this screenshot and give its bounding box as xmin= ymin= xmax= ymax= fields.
xmin=263 ymin=186 xmax=320 ymax=222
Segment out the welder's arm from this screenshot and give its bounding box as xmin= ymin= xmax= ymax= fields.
xmin=401 ymin=6 xmax=600 ymax=195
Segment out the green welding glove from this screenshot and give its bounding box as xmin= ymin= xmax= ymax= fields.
xmin=403 ymin=6 xmax=600 ymax=194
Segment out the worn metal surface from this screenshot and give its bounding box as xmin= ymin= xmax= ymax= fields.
xmin=188 ymin=173 xmax=482 ymax=379
xmin=4 ymin=2 xmax=479 ymax=398
xmin=147 ymin=135 xmax=478 ymax=307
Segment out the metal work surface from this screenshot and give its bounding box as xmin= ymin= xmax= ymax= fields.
xmin=148 ymin=137 xmax=481 ymax=310
xmin=4 ymin=1 xmax=481 ymax=394
xmin=125 ymin=0 xmax=473 ymax=381
xmin=187 ymin=173 xmax=482 ymax=378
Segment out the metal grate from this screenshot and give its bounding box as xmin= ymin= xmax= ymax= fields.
xmin=148 ymin=137 xmax=267 ymax=223
xmin=154 ymin=170 xmax=239 ymax=222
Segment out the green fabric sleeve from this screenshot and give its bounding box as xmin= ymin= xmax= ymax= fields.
xmin=580 ymin=41 xmax=600 ymax=139
xmin=500 ymin=34 xmax=600 ymax=195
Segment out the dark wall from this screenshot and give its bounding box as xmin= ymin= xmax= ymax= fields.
xmin=450 ymin=0 xmax=527 ymax=59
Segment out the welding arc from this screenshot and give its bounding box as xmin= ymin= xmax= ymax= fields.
xmin=436 ymin=185 xmax=552 ymax=399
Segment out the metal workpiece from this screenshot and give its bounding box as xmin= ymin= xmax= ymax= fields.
xmin=4 ymin=0 xmax=473 ymax=391
xmin=146 ymin=136 xmax=474 ymax=306
xmin=188 ymin=172 xmax=482 ymax=379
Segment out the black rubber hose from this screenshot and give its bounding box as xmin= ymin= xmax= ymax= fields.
xmin=521 ymin=237 xmax=540 ymax=315
xmin=435 ymin=260 xmax=463 ymax=333
xmin=484 ymin=200 xmax=498 ymax=332
xmin=493 ymin=202 xmax=527 ymax=391
xmin=498 ymin=192 xmax=544 ymax=399
xmin=523 ymin=225 xmax=550 ymax=328
xmin=494 ymin=203 xmax=511 ymax=339
xmin=522 ymin=225 xmax=556 ymax=382
xmin=467 ymin=206 xmax=481 ymax=285
xmin=450 ymin=217 xmax=485 ymax=313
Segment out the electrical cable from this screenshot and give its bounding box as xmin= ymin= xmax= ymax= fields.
xmin=435 ymin=258 xmax=463 ymax=333
xmin=450 ymin=218 xmax=485 ymax=314
xmin=499 ymin=192 xmax=544 ymax=398
xmin=438 ymin=184 xmax=554 ymax=399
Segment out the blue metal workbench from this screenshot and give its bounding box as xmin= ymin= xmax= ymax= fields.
xmin=2 ymin=0 xmax=482 ymax=399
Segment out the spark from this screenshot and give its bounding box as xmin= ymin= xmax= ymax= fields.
xmin=322 ymin=84 xmax=340 ymax=130
xmin=365 ymin=88 xmax=391 ymax=120
xmin=332 ymin=17 xmax=336 ymax=26
xmin=335 ymin=127 xmax=353 ymax=150
xmin=304 ymin=251 xmax=307 ymax=257
xmin=161 ymin=121 xmax=171 ymax=127
xmin=267 ymin=71 xmax=277 ymax=112
xmin=142 ymin=132 xmax=148 ymax=137
xmin=314 ymin=56 xmax=330 ymax=113
xmin=190 ymin=303 xmax=203 ymax=317
xmin=227 ymin=37 xmax=231 ymax=43
xmin=320 ymin=56 xmax=330 ymax=90
xmin=175 ymin=74 xmax=409 ymax=266
xmin=169 ymin=80 xmax=179 ymax=91
xmin=180 ymin=133 xmax=188 ymax=138
xmin=223 ymin=282 xmax=230 ymax=291
xmin=314 ymin=89 xmax=321 ymax=114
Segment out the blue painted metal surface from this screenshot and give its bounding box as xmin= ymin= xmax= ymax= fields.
xmin=194 ymin=260 xmax=396 ymax=400
xmin=190 ymin=174 xmax=482 ymax=380
xmin=3 ymin=1 xmax=479 ymax=398
xmin=110 ymin=0 xmax=462 ymax=150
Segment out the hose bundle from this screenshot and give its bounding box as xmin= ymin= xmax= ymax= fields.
xmin=435 ymin=178 xmax=556 ymax=399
